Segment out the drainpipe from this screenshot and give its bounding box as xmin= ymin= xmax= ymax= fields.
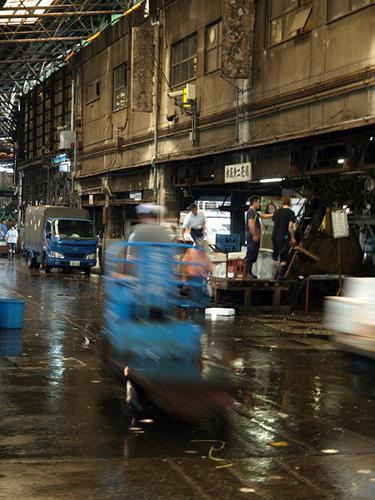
xmin=17 ymin=171 xmax=23 ymax=227
xmin=102 ymin=176 xmax=112 ymax=271
xmin=70 ymin=76 xmax=77 ymax=207
xmin=152 ymin=18 xmax=160 ymax=202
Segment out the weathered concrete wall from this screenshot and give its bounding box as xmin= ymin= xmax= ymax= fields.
xmin=76 ymin=0 xmax=375 ymax=180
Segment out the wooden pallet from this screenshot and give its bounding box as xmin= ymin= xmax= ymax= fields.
xmin=211 ymin=278 xmax=295 ymax=315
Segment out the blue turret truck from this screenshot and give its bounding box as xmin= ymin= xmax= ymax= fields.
xmin=23 ymin=205 xmax=97 ymax=275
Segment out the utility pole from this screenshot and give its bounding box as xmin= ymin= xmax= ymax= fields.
xmin=152 ymin=16 xmax=160 ymax=203
xmin=70 ymin=76 xmax=77 ymax=208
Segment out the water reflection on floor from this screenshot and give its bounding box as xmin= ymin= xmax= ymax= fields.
xmin=0 ymin=259 xmax=374 ymax=499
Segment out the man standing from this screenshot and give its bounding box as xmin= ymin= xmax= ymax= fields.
xmin=6 ymin=225 xmax=18 ymax=261
xmin=245 ymin=196 xmax=262 ymax=279
xmin=272 ymin=195 xmax=296 ymax=279
xmin=182 ymin=203 xmax=206 ymax=243
xmin=245 ymin=196 xmax=273 ymax=279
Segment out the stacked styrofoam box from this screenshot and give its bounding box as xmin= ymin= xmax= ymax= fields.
xmin=205 ymin=307 xmax=235 ymax=317
xmin=253 ymin=249 xmax=276 ymax=280
xmin=343 ymin=277 xmax=375 ymax=302
xmin=228 ymin=251 xmax=246 ymax=259
xmin=209 ymin=253 xmax=227 ymax=278
xmin=324 ymin=278 xmax=375 ymax=355
xmin=324 ymin=296 xmax=366 ymax=334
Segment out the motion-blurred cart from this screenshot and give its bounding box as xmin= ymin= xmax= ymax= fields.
xmin=101 ymin=241 xmax=240 ymax=426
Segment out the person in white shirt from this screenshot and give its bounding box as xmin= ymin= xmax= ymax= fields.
xmin=6 ymin=226 xmax=18 ymax=260
xmin=182 ymin=203 xmax=206 ymax=243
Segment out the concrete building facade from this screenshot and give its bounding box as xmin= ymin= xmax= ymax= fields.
xmin=17 ymin=0 xmax=375 ymax=238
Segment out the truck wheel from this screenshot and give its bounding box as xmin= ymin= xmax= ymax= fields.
xmin=27 ymin=253 xmax=35 ymax=269
xmin=84 ymin=268 xmax=91 ymax=276
xmin=42 ymin=254 xmax=51 ymax=273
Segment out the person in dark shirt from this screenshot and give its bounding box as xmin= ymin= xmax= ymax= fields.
xmin=245 ymin=196 xmax=272 ymax=279
xmin=272 ymin=195 xmax=296 ymax=279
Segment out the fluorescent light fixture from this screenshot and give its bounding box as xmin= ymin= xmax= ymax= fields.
xmin=337 ymin=158 xmax=345 ymax=164
xmin=259 ymin=177 xmax=284 ymax=183
xmin=371 ymin=137 xmax=374 ymax=141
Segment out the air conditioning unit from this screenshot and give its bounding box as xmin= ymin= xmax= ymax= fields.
xmin=59 ymin=130 xmax=76 ymax=150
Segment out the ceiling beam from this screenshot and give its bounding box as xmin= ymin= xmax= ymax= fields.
xmin=0 ymin=3 xmax=127 ymax=10
xmin=0 ymin=30 xmax=89 ymax=36
xmin=0 ymin=10 xmax=125 ymax=18
xmin=0 ymin=59 xmax=57 ymax=63
xmin=0 ymin=36 xmax=84 ymax=44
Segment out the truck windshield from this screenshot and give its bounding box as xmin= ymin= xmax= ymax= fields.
xmin=53 ymin=220 xmax=94 ymax=239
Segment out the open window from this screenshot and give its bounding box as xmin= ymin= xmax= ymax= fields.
xmin=268 ymin=0 xmax=312 ymax=46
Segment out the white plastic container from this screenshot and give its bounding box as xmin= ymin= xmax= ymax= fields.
xmin=344 ymin=277 xmax=375 ymax=302
xmin=205 ymin=307 xmax=235 ymax=316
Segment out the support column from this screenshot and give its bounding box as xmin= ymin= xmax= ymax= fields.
xmin=157 ymin=165 xmax=179 ymax=220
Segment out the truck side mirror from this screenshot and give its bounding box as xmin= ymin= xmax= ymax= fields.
xmin=45 ymin=231 xmax=51 ymax=239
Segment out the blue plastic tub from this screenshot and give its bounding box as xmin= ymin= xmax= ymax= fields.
xmin=0 ymin=298 xmax=26 ymax=329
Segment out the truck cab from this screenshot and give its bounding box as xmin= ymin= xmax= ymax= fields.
xmin=42 ymin=217 xmax=97 ymax=274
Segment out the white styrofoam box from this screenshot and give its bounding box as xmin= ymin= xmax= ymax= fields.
xmin=212 ymin=262 xmax=226 ymax=278
xmin=205 ymin=307 xmax=235 ymax=316
xmin=209 ymin=253 xmax=227 ymax=263
xmin=228 ymin=252 xmax=246 ymax=259
xmin=343 ymin=278 xmax=375 ymax=302
xmin=253 ymin=250 xmax=277 ymax=280
xmin=324 ymin=296 xmax=368 ymax=334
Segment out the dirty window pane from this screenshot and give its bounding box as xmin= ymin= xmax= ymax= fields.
xmin=271 ymin=0 xmax=298 ymax=18
xmin=170 ymin=33 xmax=197 ymax=86
xmin=351 ymin=0 xmax=373 ymax=10
xmin=328 ymin=0 xmax=374 ymax=20
xmin=113 ymin=63 xmax=127 ymax=111
xmin=205 ymin=20 xmax=222 ymax=73
xmin=328 ymin=0 xmax=350 ymax=19
xmin=270 ymin=17 xmax=282 ymax=45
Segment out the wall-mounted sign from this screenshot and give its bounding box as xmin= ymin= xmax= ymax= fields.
xmin=58 ymin=160 xmax=71 ymax=173
xmin=225 ymin=162 xmax=252 ymax=183
xmin=89 ymin=194 xmax=94 ymax=205
xmin=129 ymin=191 xmax=142 ymax=201
xmin=332 ymin=210 xmax=349 ymax=239
xmin=52 ymin=153 xmax=68 ymax=165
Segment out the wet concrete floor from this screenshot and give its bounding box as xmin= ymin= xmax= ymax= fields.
xmin=0 ymin=258 xmax=374 ymax=499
